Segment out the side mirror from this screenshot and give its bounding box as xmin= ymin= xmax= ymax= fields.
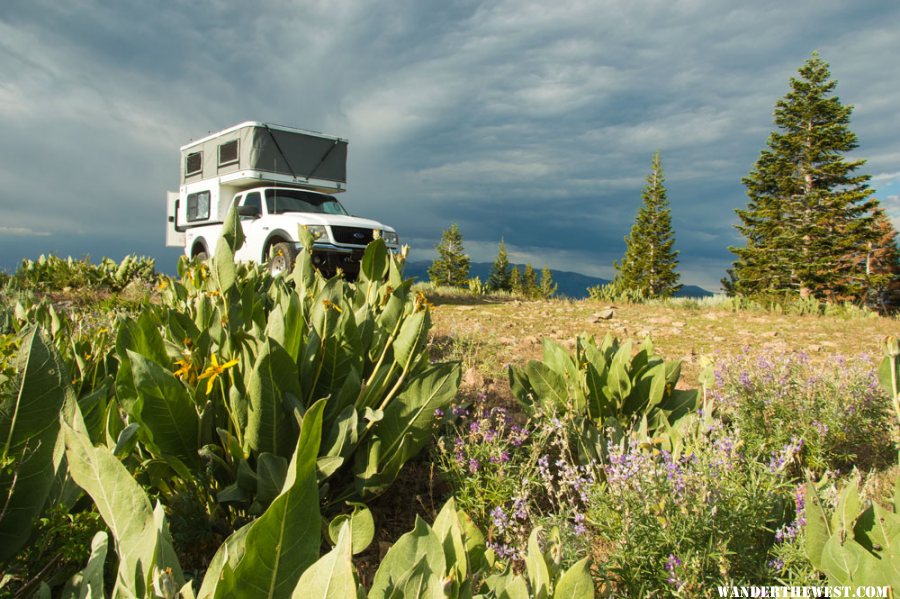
xmin=238 ymin=205 xmax=260 ymax=218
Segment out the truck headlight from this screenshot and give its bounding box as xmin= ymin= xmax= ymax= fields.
xmin=382 ymin=230 xmax=399 ymax=246
xmin=306 ymin=225 xmax=327 ymax=241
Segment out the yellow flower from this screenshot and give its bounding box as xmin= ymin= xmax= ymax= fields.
xmin=414 ymin=290 xmax=434 ymax=312
xmin=173 ymin=358 xmax=196 ymax=384
xmin=322 ymin=299 xmax=342 ymax=313
xmin=197 ymin=353 xmax=239 ymax=394
xmin=158 ymin=279 xmax=170 ymax=291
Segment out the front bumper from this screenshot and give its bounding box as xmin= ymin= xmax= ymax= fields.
xmin=305 ymin=242 xmax=400 ymax=278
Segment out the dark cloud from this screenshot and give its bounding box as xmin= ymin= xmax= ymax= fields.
xmin=1 ymin=0 xmax=899 ymax=290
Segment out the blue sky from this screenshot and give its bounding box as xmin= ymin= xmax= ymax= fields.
xmin=1 ymin=1 xmax=899 ymax=290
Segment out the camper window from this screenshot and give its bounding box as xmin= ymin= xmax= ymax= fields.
xmin=187 ymin=191 xmax=211 ymax=222
xmin=218 ymin=140 xmax=239 ymax=167
xmin=185 ymin=152 xmax=203 ymax=176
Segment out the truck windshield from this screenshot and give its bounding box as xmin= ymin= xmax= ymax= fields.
xmin=265 ymin=189 xmax=349 ymax=216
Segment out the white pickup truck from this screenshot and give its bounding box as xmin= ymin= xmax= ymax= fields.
xmin=165 ymin=121 xmax=399 ymax=278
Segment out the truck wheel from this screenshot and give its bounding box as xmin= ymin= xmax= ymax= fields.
xmin=268 ymin=242 xmax=297 ymax=277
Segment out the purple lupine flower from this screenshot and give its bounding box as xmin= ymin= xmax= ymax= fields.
xmin=573 ymin=512 xmax=586 ymax=536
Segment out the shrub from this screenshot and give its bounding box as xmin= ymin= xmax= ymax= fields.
xmin=712 ymin=350 xmax=894 ymax=475
xmin=434 ymin=404 xmax=593 ymax=565
xmin=11 ymin=254 xmax=157 ymax=291
xmin=588 ymin=423 xmax=796 ymax=595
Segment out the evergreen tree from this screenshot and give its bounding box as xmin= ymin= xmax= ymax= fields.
xmin=539 ymin=265 xmax=558 ymax=299
xmin=852 ymin=207 xmax=900 ymax=310
xmin=428 ymin=223 xmax=470 ymax=287
xmin=614 ymin=151 xmax=681 ymax=298
xmin=510 ymin=266 xmax=522 ymax=295
xmin=487 ymin=238 xmax=512 ymax=292
xmin=728 ymin=53 xmax=877 ymax=300
xmin=522 ymin=264 xmax=539 ymax=299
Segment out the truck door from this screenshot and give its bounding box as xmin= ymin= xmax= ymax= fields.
xmin=234 ymin=191 xmax=264 ymax=262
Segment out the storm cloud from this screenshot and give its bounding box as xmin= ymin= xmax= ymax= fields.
xmin=1 ymin=0 xmax=899 ymax=290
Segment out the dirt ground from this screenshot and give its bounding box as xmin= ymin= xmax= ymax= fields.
xmin=426 ymin=294 xmax=897 ymax=391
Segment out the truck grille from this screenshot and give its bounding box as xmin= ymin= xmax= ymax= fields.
xmin=331 ymin=226 xmax=374 ymax=245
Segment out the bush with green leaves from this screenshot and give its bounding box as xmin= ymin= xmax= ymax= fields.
xmin=803 ymin=473 xmax=900 ymax=590
xmin=508 ymin=334 xmax=698 ymax=468
xmin=588 ymin=422 xmax=796 ymax=596
xmin=65 ymin=392 xmax=594 ymax=599
xmin=12 ymin=254 xmax=157 ymax=291
xmin=712 ymin=350 xmax=894 ymax=475
xmin=6 ymin=361 xmax=592 ymax=598
xmin=434 ymin=404 xmax=594 ymax=566
xmin=0 ymin=205 xmax=462 ymax=594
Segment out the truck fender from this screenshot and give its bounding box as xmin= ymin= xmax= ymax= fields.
xmin=191 ymin=238 xmax=210 ymax=259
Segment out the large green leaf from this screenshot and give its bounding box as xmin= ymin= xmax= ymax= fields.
xmin=63 ymin=530 xmax=109 ymax=599
xmin=215 ymin=399 xmax=326 ymax=598
xmin=267 ymin=294 xmax=305 ymax=362
xmin=524 ymin=361 xmax=568 ymax=410
xmin=246 ymin=340 xmax=299 ymax=457
xmin=553 ymin=558 xmax=594 ymax=598
xmin=805 ymin=482 xmax=831 ymax=570
xmin=293 ymin=522 xmax=357 ymax=598
xmin=391 ymin=310 xmax=430 ymax=372
xmin=220 ymin=201 xmax=246 ymax=252
xmin=432 ymin=498 xmax=470 ymax=587
xmin=360 ymin=238 xmax=389 ymax=283
xmin=313 ymin=314 xmax=363 ymax=404
xmin=359 ymin=363 xmax=460 ymax=494
xmin=63 ymin=423 xmax=184 ymax=597
xmin=368 ymin=516 xmax=445 ymax=599
xmin=128 ymin=350 xmax=200 ymax=467
xmin=212 ymin=243 xmax=238 ymax=294
xmin=0 ymin=328 xmax=70 ymax=563
xmin=526 ymin=527 xmax=551 ymax=599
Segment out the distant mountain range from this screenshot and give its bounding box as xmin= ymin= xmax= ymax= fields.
xmin=403 ymin=261 xmax=713 ymax=299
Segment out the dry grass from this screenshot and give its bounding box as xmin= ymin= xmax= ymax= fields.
xmin=426 ymin=293 xmax=897 ymax=391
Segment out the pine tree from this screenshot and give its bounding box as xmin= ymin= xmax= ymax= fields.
xmin=487 ymin=238 xmax=512 ymax=292
xmin=539 ymin=265 xmax=557 ymax=299
xmin=728 ymin=53 xmax=877 ymax=300
xmin=510 ymin=266 xmax=522 ymax=295
xmin=850 ymin=207 xmax=900 ymax=310
xmin=614 ymin=151 xmax=681 ymax=298
xmin=522 ymin=264 xmax=539 ymax=299
xmin=428 ymin=223 xmax=470 ymax=287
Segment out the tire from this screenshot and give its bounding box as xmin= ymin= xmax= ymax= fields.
xmin=268 ymin=242 xmax=297 ymax=277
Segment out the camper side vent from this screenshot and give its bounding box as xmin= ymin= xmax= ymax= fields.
xmin=185 ymin=151 xmax=203 ymax=176
xmin=218 ymin=140 xmax=239 ymax=167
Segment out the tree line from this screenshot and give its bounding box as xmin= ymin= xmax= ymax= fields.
xmin=428 ymin=226 xmax=558 ymax=299
xmin=428 ymin=53 xmax=899 ymax=308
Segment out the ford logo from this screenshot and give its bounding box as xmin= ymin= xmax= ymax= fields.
xmin=353 ymin=232 xmax=365 ymax=240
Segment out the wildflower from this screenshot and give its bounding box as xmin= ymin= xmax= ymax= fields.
xmin=322 ymin=299 xmax=342 ymax=313
xmin=433 ymin=408 xmax=445 ymax=418
xmin=414 ymin=290 xmax=434 ymax=312
xmin=665 ymin=554 xmax=684 ymax=589
xmin=197 ymin=352 xmax=239 ymax=394
xmin=573 ymin=512 xmax=587 ymax=536
xmin=491 ymin=506 xmax=508 ymax=532
xmin=173 ymin=358 xmax=196 ymax=384
xmin=468 ymin=458 xmax=480 ymax=474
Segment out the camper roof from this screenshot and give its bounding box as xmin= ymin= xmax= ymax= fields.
xmin=180 ymin=121 xmax=345 ymax=152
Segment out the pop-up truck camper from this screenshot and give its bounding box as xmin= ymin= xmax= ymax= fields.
xmin=165 ymin=121 xmax=399 ymax=278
